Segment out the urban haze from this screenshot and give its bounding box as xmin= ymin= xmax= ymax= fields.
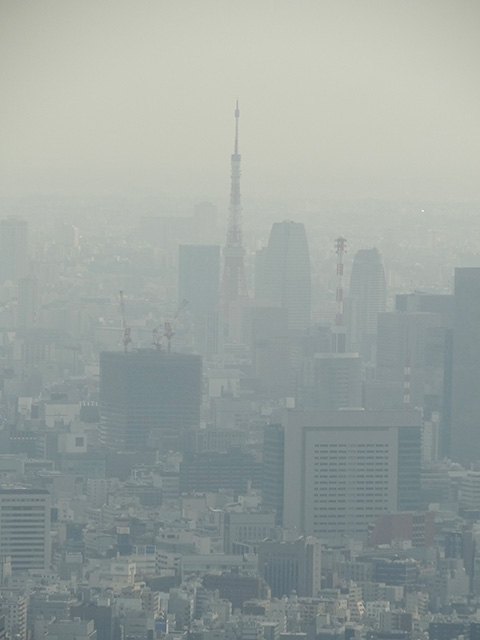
xmin=0 ymin=2 xmax=480 ymax=640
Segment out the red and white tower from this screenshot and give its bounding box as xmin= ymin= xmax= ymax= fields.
xmin=220 ymin=101 xmax=249 ymax=336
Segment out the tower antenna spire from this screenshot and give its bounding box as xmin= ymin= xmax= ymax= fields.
xmin=234 ymin=99 xmax=240 ymax=155
xmin=220 ymin=101 xmax=249 ymax=337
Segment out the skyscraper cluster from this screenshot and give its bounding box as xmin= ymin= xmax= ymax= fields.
xmin=0 ymin=102 xmax=480 ymax=638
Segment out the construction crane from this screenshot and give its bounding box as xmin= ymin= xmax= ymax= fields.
xmin=153 ymin=299 xmax=188 ymax=353
xmin=119 ymin=290 xmax=132 ymax=353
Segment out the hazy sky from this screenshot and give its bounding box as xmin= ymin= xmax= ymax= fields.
xmin=1 ymin=0 xmax=480 ymax=201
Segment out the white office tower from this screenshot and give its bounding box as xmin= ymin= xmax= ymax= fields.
xmin=0 ymin=486 xmax=51 ymax=572
xmin=347 ymin=247 xmax=386 ymax=361
xmin=256 ymin=221 xmax=311 ymax=332
xmin=281 ymin=409 xmax=421 ymax=542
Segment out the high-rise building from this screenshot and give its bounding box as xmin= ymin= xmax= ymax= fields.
xmin=299 ymin=352 xmax=362 ymax=410
xmin=194 ymin=202 xmax=218 ymax=244
xmin=256 ymin=221 xmax=311 ymax=332
xmin=394 ymin=293 xmax=453 ymax=458
xmin=258 ymin=536 xmax=321 ymax=598
xmin=0 ymin=217 xmax=28 ymax=284
xmin=451 ymin=268 xmax=480 ymax=465
xmin=244 ymin=305 xmax=291 ymax=397
xmin=178 ymin=244 xmax=220 ymax=358
xmin=347 ymin=247 xmax=386 ymax=361
xmin=281 ymin=409 xmax=422 ymax=541
xmin=262 ymin=424 xmax=285 ymax=525
xmin=220 ymin=102 xmax=249 ymax=337
xmin=0 ymin=594 xmax=26 ymax=640
xmin=178 ymin=245 xmax=220 ymax=314
xmin=375 ymin=310 xmax=443 ymax=408
xmin=99 ymin=350 xmax=202 ymax=451
xmin=17 ymin=275 xmax=38 ymax=328
xmin=0 ymin=486 xmax=51 ymax=572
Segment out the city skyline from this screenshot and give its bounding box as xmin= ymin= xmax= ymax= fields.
xmin=1 ymin=2 xmax=480 ymax=637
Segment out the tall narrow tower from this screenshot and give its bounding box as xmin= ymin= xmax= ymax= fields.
xmin=220 ymin=101 xmax=248 ymax=332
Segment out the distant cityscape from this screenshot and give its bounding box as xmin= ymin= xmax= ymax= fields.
xmin=0 ymin=104 xmax=479 ymax=640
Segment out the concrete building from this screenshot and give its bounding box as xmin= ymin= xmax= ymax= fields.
xmin=258 ymin=536 xmax=321 ymax=598
xmin=17 ymin=275 xmax=38 ymax=328
xmin=43 ymin=618 xmax=97 ymax=639
xmin=375 ymin=310 xmax=443 ymax=408
xmin=451 ymin=268 xmax=480 ymax=464
xmin=178 ymin=244 xmax=220 ymax=358
xmin=178 ymin=244 xmax=220 ymax=313
xmin=0 ymin=486 xmax=51 ymax=572
xmin=281 ymin=409 xmax=422 ymax=541
xmin=368 ymin=511 xmax=435 ymax=548
xmin=370 ymin=557 xmax=419 ymax=586
xmin=460 ymin=471 xmax=480 ymax=513
xmin=245 ymin=304 xmax=291 ymax=397
xmin=203 ymin=572 xmax=270 ymax=611
xmin=99 ymin=350 xmax=202 ymax=451
xmin=299 ymin=353 xmax=362 ymax=411
xmin=180 ymin=448 xmax=259 ymax=496
xmin=0 ymin=217 xmax=28 ymax=284
xmin=256 ymin=221 xmax=311 ymax=332
xmin=0 ymin=592 xmax=26 ymax=640
xmin=262 ymin=424 xmax=285 ymax=526
xmin=429 ymin=619 xmax=480 ymax=640
xmin=223 ymin=510 xmax=276 ymax=553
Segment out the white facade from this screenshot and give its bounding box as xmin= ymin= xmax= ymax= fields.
xmin=282 ymin=409 xmax=422 ymax=540
xmin=0 ymin=487 xmax=51 ymax=572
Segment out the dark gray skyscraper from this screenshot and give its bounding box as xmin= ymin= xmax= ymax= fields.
xmin=256 ymin=220 xmax=311 ymax=332
xmin=451 ymin=268 xmax=480 ymax=465
xmin=99 ymin=350 xmax=202 ymax=451
xmin=347 ymin=247 xmax=386 ymax=361
xmin=0 ymin=216 xmax=28 ymax=284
